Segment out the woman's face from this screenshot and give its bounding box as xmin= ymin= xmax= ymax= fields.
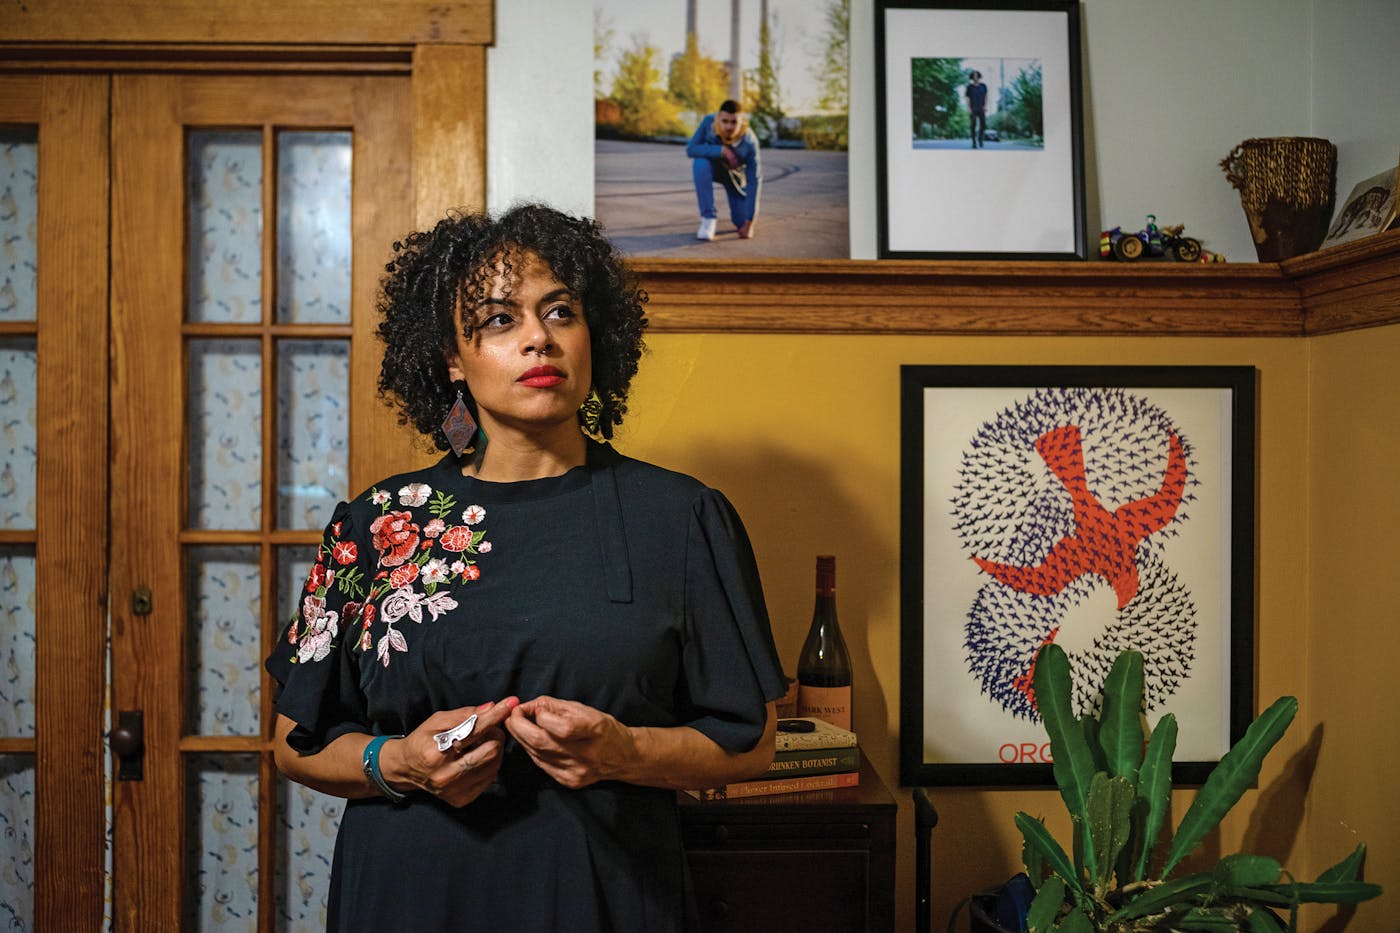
xmin=447 ymin=250 xmax=593 ymax=440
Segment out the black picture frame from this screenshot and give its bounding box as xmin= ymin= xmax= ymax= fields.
xmin=899 ymin=365 xmax=1256 ymax=786
xmin=875 ymin=0 xmax=1087 ymax=259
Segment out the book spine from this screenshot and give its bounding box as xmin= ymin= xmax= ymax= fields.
xmin=773 ymin=732 xmax=858 ymax=753
xmin=763 ymin=746 xmax=860 ymax=778
xmin=692 ymin=770 xmax=860 ymax=801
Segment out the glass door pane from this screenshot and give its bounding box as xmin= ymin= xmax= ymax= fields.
xmin=112 ymin=72 xmax=415 ymax=931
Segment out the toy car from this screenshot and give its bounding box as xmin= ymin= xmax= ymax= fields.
xmin=1100 ymin=214 xmax=1203 ymax=262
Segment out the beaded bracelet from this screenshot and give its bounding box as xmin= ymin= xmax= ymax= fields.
xmin=362 ymin=734 xmax=407 ymax=803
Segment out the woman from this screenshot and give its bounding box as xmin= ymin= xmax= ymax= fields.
xmin=265 ymin=203 xmax=786 ymax=931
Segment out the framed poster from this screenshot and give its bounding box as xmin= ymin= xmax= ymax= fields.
xmin=899 ymin=366 xmax=1256 ymax=786
xmin=875 ymin=1 xmax=1087 ymax=259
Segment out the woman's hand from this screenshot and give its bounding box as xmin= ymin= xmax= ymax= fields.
xmin=505 ymin=696 xmax=636 ymax=789
xmin=380 ymin=697 xmax=518 ymax=807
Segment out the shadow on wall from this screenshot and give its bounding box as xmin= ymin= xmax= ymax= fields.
xmin=664 ymin=440 xmax=895 ymax=731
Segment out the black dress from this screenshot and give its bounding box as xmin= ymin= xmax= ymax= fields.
xmin=265 ymin=442 xmax=787 ymax=931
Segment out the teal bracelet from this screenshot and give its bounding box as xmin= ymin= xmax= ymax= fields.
xmin=362 ymin=734 xmax=407 ymax=803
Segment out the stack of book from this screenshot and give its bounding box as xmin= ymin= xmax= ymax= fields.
xmin=684 ymin=718 xmax=859 ymax=801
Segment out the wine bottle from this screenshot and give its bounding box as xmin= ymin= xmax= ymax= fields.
xmin=796 ymin=555 xmax=852 ymax=730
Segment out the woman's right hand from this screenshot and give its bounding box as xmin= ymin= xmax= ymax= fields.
xmin=379 ymin=697 xmax=518 ymax=807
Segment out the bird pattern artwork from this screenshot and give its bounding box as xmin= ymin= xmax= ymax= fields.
xmin=951 ymin=387 xmax=1200 ymax=721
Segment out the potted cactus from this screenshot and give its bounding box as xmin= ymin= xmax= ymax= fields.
xmin=1005 ymin=644 xmax=1381 ymax=932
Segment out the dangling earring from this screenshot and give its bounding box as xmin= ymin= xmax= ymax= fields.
xmin=442 ymin=382 xmax=479 ymax=458
xmin=578 ymin=387 xmax=604 ymax=437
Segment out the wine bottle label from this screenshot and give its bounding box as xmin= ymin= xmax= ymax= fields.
xmin=796 ymin=685 xmax=851 ymax=730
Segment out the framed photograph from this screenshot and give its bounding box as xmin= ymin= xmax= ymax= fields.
xmin=899 ymin=366 xmax=1256 ymax=786
xmin=1319 ymin=155 xmax=1400 ymax=249
xmin=875 ymin=1 xmax=1087 ymax=259
xmin=592 ymin=0 xmax=850 ymax=258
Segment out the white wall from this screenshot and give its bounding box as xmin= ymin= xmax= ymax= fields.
xmin=487 ymin=0 xmax=1400 ymax=262
xmin=1311 ymin=0 xmax=1400 ymax=199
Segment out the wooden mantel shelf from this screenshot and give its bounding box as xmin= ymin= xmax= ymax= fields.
xmin=631 ymin=228 xmax=1400 ymax=337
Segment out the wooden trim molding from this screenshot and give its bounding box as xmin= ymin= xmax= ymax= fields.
xmin=1284 ymin=229 xmax=1400 ymax=335
xmin=0 ymin=43 xmax=414 ymax=74
xmin=630 ymin=230 xmax=1400 ymax=337
xmin=0 ymin=0 xmax=492 ymax=46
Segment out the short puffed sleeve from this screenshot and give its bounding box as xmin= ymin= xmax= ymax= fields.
xmin=264 ymin=501 xmax=372 ymax=754
xmin=678 ymin=489 xmax=788 ymax=753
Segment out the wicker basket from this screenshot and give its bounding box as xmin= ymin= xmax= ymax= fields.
xmin=1220 ymin=137 xmax=1336 ymax=261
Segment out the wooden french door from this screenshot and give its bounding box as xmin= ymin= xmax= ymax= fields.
xmin=0 ymin=73 xmax=110 ymax=929
xmin=107 ymin=73 xmax=422 ymax=929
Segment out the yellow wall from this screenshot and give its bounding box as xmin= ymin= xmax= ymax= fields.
xmin=608 ymin=328 xmax=1394 ymax=930
xmin=1306 ymin=324 xmax=1400 ymax=931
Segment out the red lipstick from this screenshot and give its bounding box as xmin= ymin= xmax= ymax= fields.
xmin=518 ymin=365 xmax=565 ymax=388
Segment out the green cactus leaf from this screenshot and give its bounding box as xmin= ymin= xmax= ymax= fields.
xmin=1086 ymin=772 xmax=1133 ymax=890
xmin=1026 ymin=874 xmax=1065 ymax=933
xmin=1213 ymin=853 xmax=1282 ymax=886
xmin=1110 ymin=873 xmax=1213 ymax=921
xmin=1051 ymin=906 xmax=1093 ymax=933
xmin=1162 ymin=696 xmax=1298 ymax=877
xmin=1316 ymin=843 xmax=1366 ymax=883
xmin=1016 ymin=812 xmax=1083 ymax=896
xmin=1248 ymin=880 xmax=1383 ymax=905
xmin=1244 ymin=906 xmax=1287 ymax=932
xmin=1022 ymin=830 xmax=1048 ymax=888
xmin=1080 ymin=714 xmax=1106 ymax=774
xmin=1175 ymin=906 xmax=1242 ymax=931
xmin=1132 ymin=713 xmax=1177 ymax=881
xmin=1097 ymin=650 xmax=1145 ymax=783
xmin=1033 ymin=644 xmax=1100 ymax=877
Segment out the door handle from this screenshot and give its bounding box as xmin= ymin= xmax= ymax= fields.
xmin=111 ymin=709 xmax=144 ymax=781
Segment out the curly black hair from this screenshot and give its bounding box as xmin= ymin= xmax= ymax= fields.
xmin=376 ymin=203 xmax=648 ymax=451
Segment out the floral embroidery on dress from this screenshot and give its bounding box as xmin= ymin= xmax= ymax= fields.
xmin=286 ymin=482 xmax=493 ymax=667
xmin=357 ymin=483 xmax=490 ymax=667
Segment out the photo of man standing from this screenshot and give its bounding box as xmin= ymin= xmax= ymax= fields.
xmin=966 ymin=69 xmax=987 ymax=148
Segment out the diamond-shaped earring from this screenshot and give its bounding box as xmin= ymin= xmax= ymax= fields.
xmin=442 ymin=387 xmax=478 ymax=458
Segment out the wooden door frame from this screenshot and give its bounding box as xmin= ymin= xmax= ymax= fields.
xmin=5 ymin=34 xmax=485 ymax=932
xmin=0 ymin=72 xmax=111 ymax=930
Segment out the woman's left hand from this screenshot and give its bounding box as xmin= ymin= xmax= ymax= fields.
xmin=505 ymin=696 xmax=636 ymax=789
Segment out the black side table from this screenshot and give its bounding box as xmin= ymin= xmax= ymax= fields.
xmin=677 ymin=757 xmax=897 ymax=932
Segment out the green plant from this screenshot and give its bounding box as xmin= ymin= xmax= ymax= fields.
xmin=1016 ymin=644 xmax=1381 ymax=932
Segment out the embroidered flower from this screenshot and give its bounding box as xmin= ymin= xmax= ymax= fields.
xmin=450 ymin=560 xmax=467 ymax=575
xmin=369 ymin=511 xmax=420 ymax=567
xmin=332 ymin=540 xmax=358 ymax=565
xmin=379 ymin=587 xmax=419 ymax=625
xmin=423 ymin=518 xmax=446 ymax=538
xmin=296 ymin=595 xmax=339 ymax=664
xmin=389 ymin=563 xmax=419 ymax=589
xmin=380 ymin=586 xmax=458 ymax=627
xmin=422 ymin=559 xmax=449 ymax=585
xmin=463 ymin=564 xmax=481 ymax=581
xmin=438 ymin=525 xmax=474 ymax=552
xmin=371 ymin=489 xmax=391 ymax=506
xmin=462 ymin=505 xmax=486 ymax=525
xmin=477 ymin=540 xmax=492 ymax=553
xmin=398 ymin=483 xmax=432 ymax=507
xmin=306 ymin=562 xmax=327 ymax=593
xmin=331 ymin=521 xmax=343 ymax=537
